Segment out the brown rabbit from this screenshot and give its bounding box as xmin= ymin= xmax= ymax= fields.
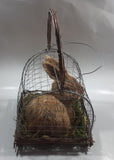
xmin=25 ymin=55 xmax=84 ymax=137
xmin=42 ymin=55 xmax=84 ymax=122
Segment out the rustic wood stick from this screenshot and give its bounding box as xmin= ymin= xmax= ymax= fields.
xmin=47 ymin=9 xmax=65 ymax=90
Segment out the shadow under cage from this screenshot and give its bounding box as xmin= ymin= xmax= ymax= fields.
xmin=14 ymin=9 xmax=95 ymax=155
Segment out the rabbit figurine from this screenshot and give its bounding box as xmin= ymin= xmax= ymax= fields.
xmin=25 ymin=55 xmax=84 ymax=137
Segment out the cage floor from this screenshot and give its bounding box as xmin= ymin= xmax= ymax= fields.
xmin=14 ymin=135 xmax=93 ymax=156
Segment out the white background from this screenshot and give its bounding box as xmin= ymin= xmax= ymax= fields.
xmin=0 ymin=0 xmax=114 ymax=159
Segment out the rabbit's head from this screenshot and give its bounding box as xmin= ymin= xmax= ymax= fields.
xmin=42 ymin=55 xmax=84 ymax=99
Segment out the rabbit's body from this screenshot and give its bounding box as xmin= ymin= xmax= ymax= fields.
xmin=25 ymin=94 xmax=71 ymax=137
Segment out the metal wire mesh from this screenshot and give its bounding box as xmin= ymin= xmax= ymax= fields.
xmin=14 ymin=47 xmax=95 ymax=156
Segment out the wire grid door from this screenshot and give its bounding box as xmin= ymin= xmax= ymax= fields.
xmin=14 ymin=9 xmax=94 ymax=155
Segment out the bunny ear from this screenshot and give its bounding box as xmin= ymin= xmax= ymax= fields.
xmin=44 ymin=55 xmax=59 ymax=69
xmin=42 ymin=56 xmax=60 ymax=80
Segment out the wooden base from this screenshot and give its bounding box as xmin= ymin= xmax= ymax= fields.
xmin=14 ymin=135 xmax=93 ymax=156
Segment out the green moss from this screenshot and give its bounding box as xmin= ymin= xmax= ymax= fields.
xmin=19 ymin=93 xmax=40 ymax=138
xmin=65 ymin=100 xmax=87 ymax=139
xmin=19 ymin=108 xmax=29 ymax=137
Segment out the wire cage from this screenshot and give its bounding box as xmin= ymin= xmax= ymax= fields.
xmin=14 ymin=9 xmax=95 ymax=155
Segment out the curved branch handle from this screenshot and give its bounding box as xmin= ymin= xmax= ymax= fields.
xmin=47 ymin=9 xmax=62 ymax=53
xmin=47 ymin=9 xmax=65 ymax=90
